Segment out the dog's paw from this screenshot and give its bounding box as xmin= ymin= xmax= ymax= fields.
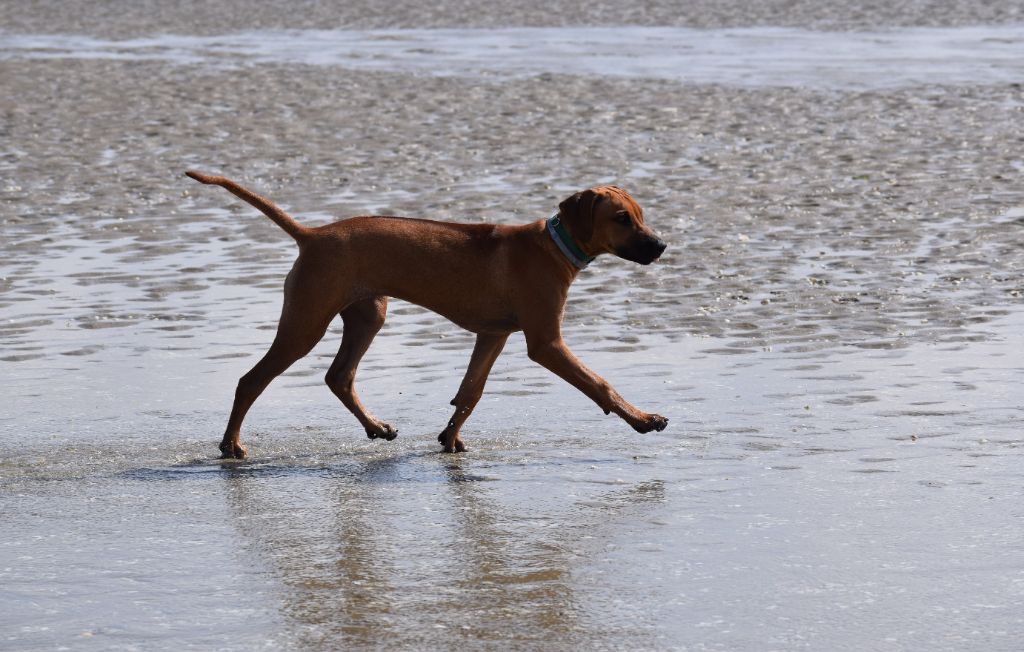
xmin=438 ymin=429 xmax=467 ymax=453
xmin=219 ymin=440 xmax=247 ymax=459
xmin=366 ymin=422 xmax=398 ymax=441
xmin=631 ymin=413 xmax=668 ymax=434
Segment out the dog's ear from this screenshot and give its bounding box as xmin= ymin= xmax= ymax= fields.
xmin=558 ymin=188 xmax=600 ymax=244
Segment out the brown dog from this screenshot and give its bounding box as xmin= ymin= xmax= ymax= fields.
xmin=185 ymin=171 xmax=668 ymax=458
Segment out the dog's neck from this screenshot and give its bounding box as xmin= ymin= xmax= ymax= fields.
xmin=546 ymin=215 xmax=595 ymax=270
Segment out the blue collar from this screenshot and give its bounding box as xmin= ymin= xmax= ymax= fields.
xmin=546 ymin=216 xmax=595 ymax=269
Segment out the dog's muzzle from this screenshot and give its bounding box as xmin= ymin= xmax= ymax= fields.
xmin=620 ymin=235 xmax=667 ymax=265
xmin=649 ymin=237 xmax=668 ymax=260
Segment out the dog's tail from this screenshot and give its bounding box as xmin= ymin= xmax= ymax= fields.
xmin=184 ymin=171 xmax=309 ymax=242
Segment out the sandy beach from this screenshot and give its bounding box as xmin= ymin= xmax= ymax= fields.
xmin=2 ymin=1 xmax=1023 ymax=650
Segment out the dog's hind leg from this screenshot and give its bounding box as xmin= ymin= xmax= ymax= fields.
xmin=438 ymin=333 xmax=508 ymax=453
xmin=220 ymin=266 xmax=341 ymax=459
xmin=325 ymin=296 xmax=397 ymax=441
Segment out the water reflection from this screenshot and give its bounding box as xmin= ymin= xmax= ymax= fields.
xmin=220 ymin=451 xmax=666 ymax=649
xmin=435 ymin=459 xmax=578 ymax=645
xmin=220 ymin=457 xmax=399 ymax=649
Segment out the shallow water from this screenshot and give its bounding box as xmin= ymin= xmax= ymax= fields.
xmin=5 ymin=323 xmax=1024 ymax=650
xmin=3 ymin=7 xmax=1024 ymax=652
xmin=3 ymin=26 xmax=1024 ymax=89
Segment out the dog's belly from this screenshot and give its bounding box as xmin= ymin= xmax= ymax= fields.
xmin=384 ymin=285 xmax=520 ymax=335
xmin=432 ymin=309 xmax=519 ymax=336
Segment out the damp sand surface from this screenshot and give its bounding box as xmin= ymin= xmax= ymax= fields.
xmin=2 ymin=8 xmax=1024 ymax=652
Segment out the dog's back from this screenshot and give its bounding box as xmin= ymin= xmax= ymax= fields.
xmin=305 ymin=215 xmax=519 ymax=333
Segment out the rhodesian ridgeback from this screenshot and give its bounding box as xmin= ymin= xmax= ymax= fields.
xmin=185 ymin=171 xmax=668 ymax=458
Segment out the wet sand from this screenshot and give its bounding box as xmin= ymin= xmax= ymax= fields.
xmin=2 ymin=0 xmax=1023 ymax=35
xmin=2 ymin=3 xmax=1024 ymax=651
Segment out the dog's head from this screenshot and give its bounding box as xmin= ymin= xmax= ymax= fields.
xmin=558 ymin=186 xmax=667 ymax=265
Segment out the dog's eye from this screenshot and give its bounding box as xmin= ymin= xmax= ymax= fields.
xmin=614 ymin=214 xmax=631 ymax=225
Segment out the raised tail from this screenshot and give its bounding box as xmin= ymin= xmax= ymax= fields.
xmin=185 ymin=170 xmax=309 ymax=242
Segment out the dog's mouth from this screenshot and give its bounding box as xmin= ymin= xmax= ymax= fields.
xmin=617 ymin=237 xmax=667 ymax=266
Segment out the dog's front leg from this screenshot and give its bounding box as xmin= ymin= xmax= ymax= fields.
xmin=524 ymin=328 xmax=668 ymax=434
xmin=438 ymin=333 xmax=509 ymax=453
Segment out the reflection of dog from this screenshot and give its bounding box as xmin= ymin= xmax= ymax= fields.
xmin=185 ymin=171 xmax=669 ymax=458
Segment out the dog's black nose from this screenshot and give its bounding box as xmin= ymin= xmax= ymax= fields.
xmin=646 ymin=237 xmax=667 ymax=261
xmin=638 ymin=237 xmax=667 ymax=265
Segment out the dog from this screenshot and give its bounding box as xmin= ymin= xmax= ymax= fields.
xmin=185 ymin=171 xmax=668 ymax=458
